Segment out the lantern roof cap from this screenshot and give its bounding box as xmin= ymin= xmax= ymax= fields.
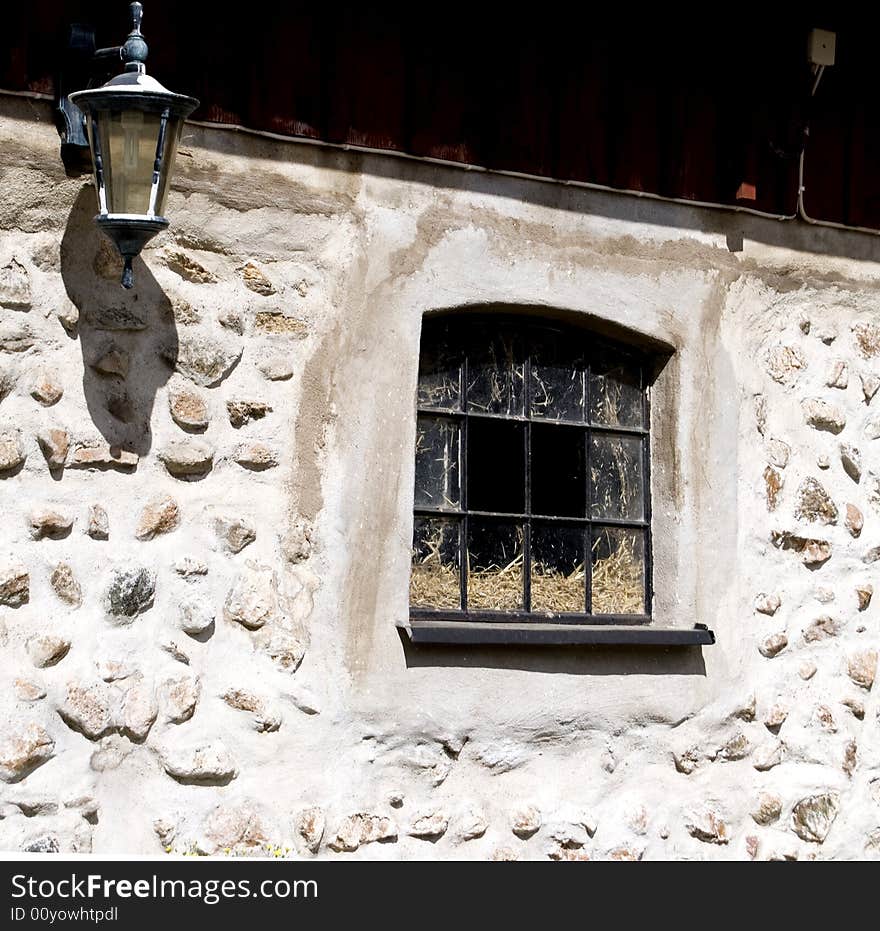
xmin=69 ymin=71 xmax=198 ymax=118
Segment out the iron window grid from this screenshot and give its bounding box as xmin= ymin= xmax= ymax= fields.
xmin=410 ymin=319 xmax=653 ymax=626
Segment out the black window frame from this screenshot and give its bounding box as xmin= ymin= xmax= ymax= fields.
xmin=410 ymin=312 xmax=656 ymax=629
xmin=410 ymin=314 xmax=653 ymax=625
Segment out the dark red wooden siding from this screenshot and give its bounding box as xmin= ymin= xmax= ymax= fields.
xmin=3 ymin=4 xmax=877 ymax=229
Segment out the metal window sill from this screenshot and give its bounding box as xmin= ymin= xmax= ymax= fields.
xmin=401 ymin=620 xmax=715 ymax=646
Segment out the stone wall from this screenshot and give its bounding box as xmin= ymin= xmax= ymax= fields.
xmin=0 ymin=93 xmax=878 ymax=860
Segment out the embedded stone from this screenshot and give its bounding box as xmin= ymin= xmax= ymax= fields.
xmin=817 ymin=455 xmax=830 ymax=469
xmin=160 ymin=739 xmax=237 ymax=784
xmin=841 ymin=444 xmax=862 ymax=482
xmin=37 ymin=428 xmax=69 ymax=470
xmin=766 ymin=343 xmax=805 ymax=384
xmin=134 ymin=495 xmax=181 ymax=541
xmin=164 ymin=249 xmax=217 ymax=284
xmin=254 ymin=623 xmax=306 ymax=673
xmin=27 ymin=635 xmax=70 ymax=668
xmin=87 ymin=504 xmax=109 ymax=539
xmin=226 ymin=399 xmax=272 ymax=428
xmin=857 ymin=585 xmax=873 ymax=611
xmin=685 ymin=808 xmax=728 ymax=844
xmin=843 ymin=741 xmax=858 ymax=777
xmin=69 ymin=443 xmax=138 ymax=471
xmin=0 ymin=723 xmax=54 ymax=783
xmin=50 ymin=563 xmax=82 ymax=608
xmin=795 ymin=536 xmax=831 ymax=566
xmin=257 ymin=355 xmax=293 ymax=381
xmin=213 ymin=513 xmax=256 ymax=554
xmin=408 ymin=811 xmax=448 ymax=839
xmin=173 ymin=557 xmax=208 ymax=577
xmin=28 ymin=508 xmax=73 ymax=540
xmin=802 ymin=398 xmax=846 ymax=434
xmin=813 ymin=704 xmax=836 ymax=732
xmin=170 ymin=297 xmax=200 ymax=325
xmin=92 ymin=347 xmax=129 ymax=378
xmin=846 ymin=504 xmax=864 ymax=537
xmin=197 ymin=803 xmax=267 ymax=856
xmin=764 ymin=704 xmax=788 ymax=729
xmin=759 ymin=632 xmax=788 ymax=658
xmin=0 ymin=428 xmax=25 ymax=472
xmin=167 ymin=378 xmax=209 ymax=431
xmin=59 ymin=681 xmax=114 ymax=739
xmin=865 ymin=417 xmax=880 ymax=440
xmin=826 ymin=360 xmax=848 ymax=388
xmin=13 ymin=679 xmax=46 ymax=702
xmin=795 ymin=478 xmax=838 ymax=524
xmin=166 ymin=331 xmax=242 ymax=388
xmin=105 ymin=567 xmax=156 ymax=620
xmin=716 ymin=732 xmax=750 ymax=761
xmin=220 ymin=688 xmax=281 ymax=732
xmin=160 ymin=639 xmax=191 ymax=665
xmin=753 ymin=740 xmax=786 ymax=771
xmin=223 ymin=563 xmax=280 ymax=630
xmin=295 ymin=807 xmax=325 ymax=854
xmin=241 ymin=262 xmax=275 ymax=295
xmin=847 ymin=649 xmax=877 ymax=690
xmin=160 ymin=675 xmax=201 ymax=724
xmin=89 ymin=734 xmax=130 ymax=772
xmin=755 ymin=592 xmax=781 ymax=616
xmin=96 ymin=659 xmax=133 ymax=682
xmin=803 ymin=615 xmax=840 ymax=643
xmin=282 ymin=520 xmax=313 ymax=563
xmin=764 ymin=466 xmax=783 ymax=511
xmin=510 ymin=804 xmax=542 ymax=838
xmin=732 ymin=694 xmax=756 ymax=722
xmin=767 ymin=438 xmax=790 ymax=469
xmin=799 ymin=660 xmax=817 ymax=681
xmin=0 ymin=319 xmax=34 ymax=353
xmin=121 ymin=679 xmax=158 ymax=741
xmin=853 ymin=321 xmax=880 ymax=358
xmin=30 ymin=370 xmax=62 ymax=406
xmin=0 ymin=564 xmax=29 ymax=606
xmin=863 ymin=545 xmax=880 ymax=564
xmin=233 ymin=441 xmax=279 ymax=470
xmin=791 ymin=793 xmax=840 ymax=843
xmin=751 ymin=793 xmax=782 ymax=826
xmin=861 ymin=373 xmax=880 ymax=403
xmin=158 ymin=438 xmax=213 ymax=477
xmin=489 ymin=847 xmax=519 ymax=861
xmin=455 ymin=807 xmax=489 ymax=842
xmin=86 ymin=306 xmax=147 ymax=331
xmin=842 ymin=697 xmax=865 ymax=720
xmin=814 ymin=585 xmax=835 ymax=603
xmin=218 ymin=310 xmax=243 ymax=334
xmin=328 ymin=814 xmax=397 ymax=852
xmin=0 ymin=258 xmax=30 ymax=308
xmin=178 ymin=598 xmax=214 ymax=635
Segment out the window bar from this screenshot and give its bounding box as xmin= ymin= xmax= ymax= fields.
xmin=642 ymin=363 xmax=653 ymax=617
xmin=460 ymin=351 xmax=469 ymax=615
xmin=523 ymin=348 xmax=532 ymax=614
xmin=584 ymin=356 xmax=592 ymax=615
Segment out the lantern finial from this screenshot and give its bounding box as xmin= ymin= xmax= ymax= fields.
xmin=121 ymin=3 xmax=148 ymax=73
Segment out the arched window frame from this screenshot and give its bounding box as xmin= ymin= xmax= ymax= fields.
xmin=407 ymin=311 xmax=715 ymax=647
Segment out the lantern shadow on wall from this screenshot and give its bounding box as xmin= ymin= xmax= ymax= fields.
xmin=60 ymin=185 xmax=177 ymax=457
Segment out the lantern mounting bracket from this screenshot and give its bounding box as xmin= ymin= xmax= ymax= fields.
xmin=55 ymin=2 xmax=150 ymax=176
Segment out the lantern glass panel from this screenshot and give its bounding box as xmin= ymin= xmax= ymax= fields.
xmin=91 ymin=109 xmax=182 ymax=217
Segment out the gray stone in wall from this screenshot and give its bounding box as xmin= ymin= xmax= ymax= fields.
xmin=105 ymin=567 xmax=156 ymax=621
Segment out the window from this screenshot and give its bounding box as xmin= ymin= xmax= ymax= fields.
xmin=408 ymin=312 xmax=702 ymax=645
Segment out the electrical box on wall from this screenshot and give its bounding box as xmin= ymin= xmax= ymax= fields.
xmin=808 ymin=28 xmax=836 ymax=66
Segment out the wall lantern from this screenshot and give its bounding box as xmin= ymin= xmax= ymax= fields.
xmin=58 ymin=2 xmax=198 ymax=289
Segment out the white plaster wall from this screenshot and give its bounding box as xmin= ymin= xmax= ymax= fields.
xmin=0 ymin=94 xmax=877 ymax=860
